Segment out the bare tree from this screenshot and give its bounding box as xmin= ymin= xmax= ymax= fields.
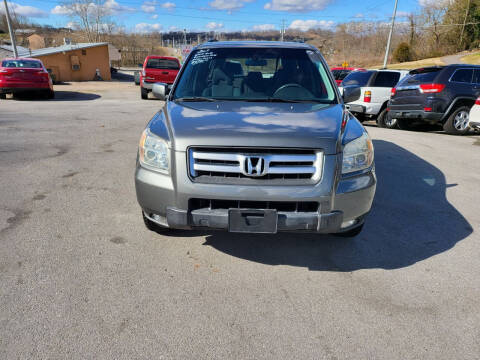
xmin=60 ymin=0 xmax=110 ymax=42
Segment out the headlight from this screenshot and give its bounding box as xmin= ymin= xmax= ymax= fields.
xmin=342 ymin=132 xmax=374 ymax=174
xmin=139 ymin=129 xmax=169 ymax=173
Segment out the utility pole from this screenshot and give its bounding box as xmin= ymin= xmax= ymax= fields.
xmin=280 ymin=19 xmax=286 ymax=41
xmin=459 ymin=0 xmax=472 ymax=51
xmin=383 ymin=0 xmax=399 ymax=69
xmin=3 ymin=0 xmax=18 ymax=58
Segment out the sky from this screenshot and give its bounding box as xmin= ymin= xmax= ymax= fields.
xmin=1 ymin=0 xmax=430 ymax=33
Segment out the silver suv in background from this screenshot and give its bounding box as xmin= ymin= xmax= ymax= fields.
xmin=135 ymin=41 xmax=376 ymax=237
xmin=340 ymin=69 xmax=409 ymax=128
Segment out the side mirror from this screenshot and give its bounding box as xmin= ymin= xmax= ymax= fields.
xmin=152 ymin=83 xmax=168 ymax=100
xmin=342 ymin=86 xmax=361 ymax=104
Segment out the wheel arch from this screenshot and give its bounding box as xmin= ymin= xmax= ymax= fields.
xmin=441 ymin=97 xmax=475 ymax=123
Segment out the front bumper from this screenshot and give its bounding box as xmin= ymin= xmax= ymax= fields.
xmin=468 ymin=120 xmax=480 ymax=129
xmin=135 ymin=152 xmax=376 ymax=234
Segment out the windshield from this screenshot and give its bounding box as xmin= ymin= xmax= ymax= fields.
xmin=1 ymin=60 xmax=42 ymax=68
xmin=173 ymin=47 xmax=337 ymax=103
xmin=403 ymin=68 xmax=442 ymax=84
xmin=342 ymin=71 xmax=373 ymax=86
xmin=146 ymin=58 xmax=180 ymax=70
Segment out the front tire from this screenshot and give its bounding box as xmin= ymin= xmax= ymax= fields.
xmin=377 ymin=108 xmax=397 ymax=129
xmin=443 ymin=106 xmax=471 ymax=135
xmin=141 ymin=87 xmax=148 ymax=100
xmin=334 ymin=224 xmax=364 ymax=238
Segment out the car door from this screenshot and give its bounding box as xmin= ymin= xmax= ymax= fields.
xmin=449 ymin=68 xmax=474 ymax=99
xmin=472 ymin=69 xmax=480 ymax=98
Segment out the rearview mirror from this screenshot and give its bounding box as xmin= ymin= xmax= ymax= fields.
xmin=342 ymin=86 xmax=361 ymax=104
xmin=246 ymin=59 xmax=267 ymax=67
xmin=152 ymin=83 xmax=168 ymax=100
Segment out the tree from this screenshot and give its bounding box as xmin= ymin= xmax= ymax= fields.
xmin=60 ymin=0 xmax=111 ymax=42
xmin=394 ymin=42 xmax=412 ymax=62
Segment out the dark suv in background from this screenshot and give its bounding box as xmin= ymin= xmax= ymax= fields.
xmin=388 ymin=64 xmax=480 ymax=135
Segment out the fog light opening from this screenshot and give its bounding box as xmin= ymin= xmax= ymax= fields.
xmin=341 ymin=219 xmax=357 ymax=229
xmin=149 ymin=213 xmax=168 ymax=227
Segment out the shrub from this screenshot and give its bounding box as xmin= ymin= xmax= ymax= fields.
xmin=394 ymin=42 xmax=413 ymax=63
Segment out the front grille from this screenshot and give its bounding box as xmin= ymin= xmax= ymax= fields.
xmin=189 ymin=198 xmax=319 ymax=212
xmin=188 ymin=147 xmax=323 ymax=185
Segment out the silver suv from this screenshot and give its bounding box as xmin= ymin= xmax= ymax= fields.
xmin=135 ymin=41 xmax=376 ymax=237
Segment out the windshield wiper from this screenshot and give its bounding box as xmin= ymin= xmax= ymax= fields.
xmin=174 ymin=97 xmax=216 ymax=102
xmin=245 ymin=98 xmax=329 ymax=104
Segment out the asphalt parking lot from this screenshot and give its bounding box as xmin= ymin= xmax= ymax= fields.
xmin=1 ymin=80 xmax=479 ymax=359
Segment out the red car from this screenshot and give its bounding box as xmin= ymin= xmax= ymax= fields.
xmin=140 ymin=56 xmax=181 ymax=100
xmin=0 ymin=58 xmax=54 ymax=99
xmin=331 ymin=67 xmax=366 ymax=86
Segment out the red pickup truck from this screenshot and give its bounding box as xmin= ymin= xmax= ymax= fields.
xmin=140 ymin=56 xmax=181 ymax=100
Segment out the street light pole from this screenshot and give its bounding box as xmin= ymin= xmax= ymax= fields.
xmin=383 ymin=0 xmax=399 ymax=69
xmin=3 ymin=0 xmax=18 ymax=58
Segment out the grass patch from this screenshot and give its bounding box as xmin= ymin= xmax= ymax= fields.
xmin=461 ymin=52 xmax=480 ymax=64
xmin=371 ymin=57 xmax=445 ymax=70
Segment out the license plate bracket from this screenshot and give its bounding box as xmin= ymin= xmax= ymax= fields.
xmin=228 ymin=209 xmax=278 ymax=234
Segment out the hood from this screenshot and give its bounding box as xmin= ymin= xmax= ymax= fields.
xmin=155 ymin=101 xmax=344 ymax=155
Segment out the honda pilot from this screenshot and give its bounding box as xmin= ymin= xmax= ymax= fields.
xmin=135 ymin=41 xmax=376 ymax=237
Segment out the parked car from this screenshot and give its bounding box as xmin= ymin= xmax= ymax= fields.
xmin=340 ymin=69 xmax=409 ymax=128
xmin=331 ymin=67 xmax=365 ymax=86
xmin=140 ymin=56 xmax=181 ymax=100
xmin=388 ymin=65 xmax=480 ymax=135
xmin=135 ymin=41 xmax=376 ymax=237
xmin=468 ymin=97 xmax=480 ymax=130
xmin=0 ymin=58 xmax=54 ymax=99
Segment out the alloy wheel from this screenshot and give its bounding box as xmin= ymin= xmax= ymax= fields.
xmin=454 ymin=110 xmax=469 ymax=131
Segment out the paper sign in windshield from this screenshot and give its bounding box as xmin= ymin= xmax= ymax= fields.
xmin=191 ymin=50 xmax=217 ymax=65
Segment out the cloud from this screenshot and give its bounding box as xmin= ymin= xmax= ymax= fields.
xmin=161 ymin=2 xmax=176 ymax=10
xmin=396 ymin=11 xmax=411 ymax=18
xmin=151 ymin=14 xmax=158 ymax=19
xmin=169 ymin=25 xmax=179 ymax=31
xmin=419 ymin=0 xmax=452 ymax=7
xmin=0 ymin=2 xmax=48 ymax=18
xmin=264 ymin=0 xmax=332 ymax=12
xmin=289 ymin=19 xmax=334 ymax=31
xmin=65 ymin=21 xmax=79 ymax=30
xmin=103 ymin=0 xmax=135 ymax=14
xmin=252 ymin=24 xmax=276 ymax=31
xmin=353 ymin=13 xmax=364 ymax=19
xmin=51 ymin=5 xmax=71 ymax=15
xmin=135 ymin=22 xmax=163 ymax=33
xmin=206 ymin=22 xmax=224 ymax=30
xmin=209 ymin=0 xmax=253 ymax=11
xmin=52 ymin=0 xmax=134 ymax=16
xmin=141 ymin=4 xmax=155 ymax=13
